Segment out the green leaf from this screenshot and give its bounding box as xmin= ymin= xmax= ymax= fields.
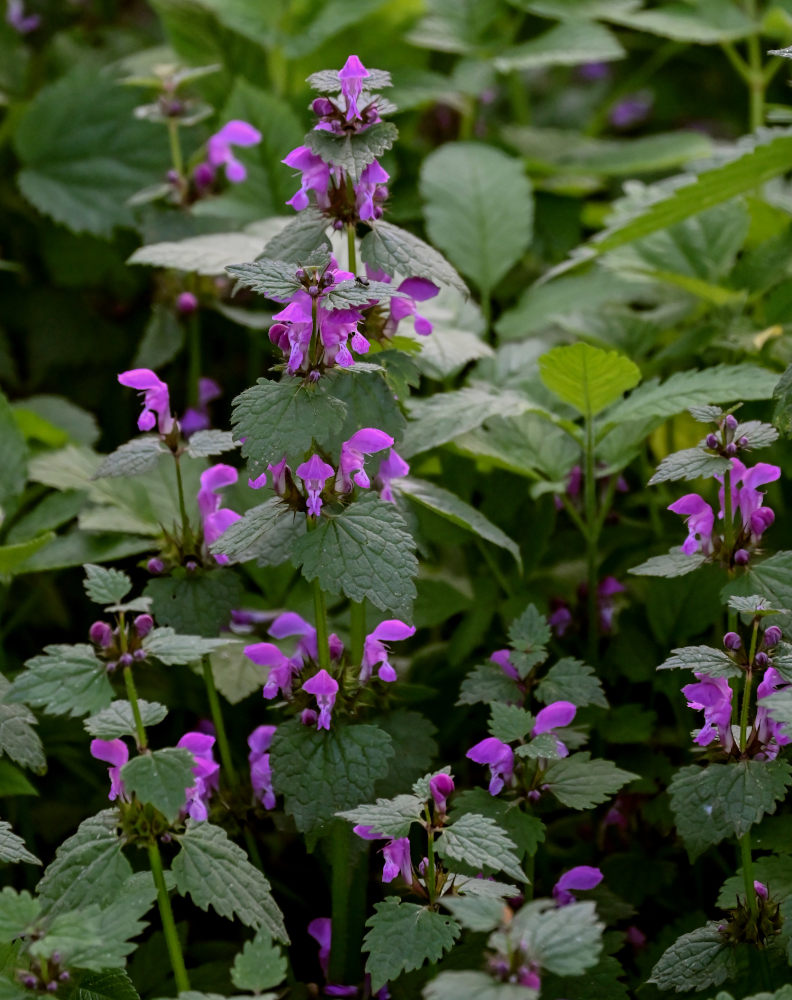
xmin=206 ymin=641 xmax=267 ymax=705
xmin=226 ymin=258 xmax=304 ymax=300
xmin=93 ymin=437 xmax=168 ymax=479
xmin=630 ymin=550 xmax=706 ymax=578
xmin=0 ymin=534 xmax=56 ymax=577
xmin=324 ymin=367 xmax=407 ymax=451
xmin=488 ymin=703 xmax=535 ymax=743
xmin=648 ymin=448 xmax=731 ymax=485
xmin=658 ymin=646 xmax=742 ymax=679
xmin=144 ymin=570 xmax=243 ymax=638
xmin=121 ymin=748 xmax=194 ymax=823
xmin=0 ymin=889 xmax=38 ymax=942
xmin=82 ymin=564 xmax=131 ymax=607
xmin=773 ymin=363 xmax=792 ymax=437
xmin=259 ymin=207 xmax=331 ymax=263
xmin=536 ymin=657 xmax=608 ymax=708
xmin=609 ymin=0 xmax=754 ymax=43
xmin=458 ymin=662 xmax=519 ymax=706
xmin=543 ymin=753 xmax=637 ymax=809
xmin=727 ymin=594 xmax=786 ymax=616
xmin=721 ymin=551 xmax=792 ymax=609
xmin=8 ymin=644 xmax=112 ymax=718
xmin=336 ymin=794 xmax=424 ymax=838
xmin=360 ymin=219 xmax=468 ymax=294
xmin=231 ymin=928 xmax=286 ymax=992
xmin=0 ymin=823 xmax=39 ymax=866
xmin=436 ymin=813 xmax=526 ymax=882
xmin=142 ymin=628 xmax=230 ymax=666
xmin=133 ymin=305 xmax=185 ymax=370
xmin=451 ymin=788 xmax=545 ymax=859
xmin=74 ymin=970 xmax=141 ymax=1000
xmin=364 ymin=897 xmax=460 ymax=991
xmin=424 ymin=972 xmax=535 ymax=1000
xmin=0 ymin=761 xmax=37 ymax=797
xmin=0 ymin=391 xmax=27 ymax=514
xmin=185 ymin=431 xmax=236 ymax=459
xmin=84 ymin=700 xmax=167 ymax=740
xmin=14 ymin=68 xmax=166 ymax=237
xmin=494 ymin=19 xmax=624 ymax=70
xmin=420 ymin=143 xmax=532 ymax=294
xmin=232 ymin=378 xmax=347 ymax=468
xmin=439 ymin=895 xmax=505 ymax=933
xmin=669 ymin=761 xmax=792 ymax=859
xmin=510 ymin=899 xmax=603 ymax=976
xmin=37 ymin=810 xmax=132 ymax=915
xmin=212 ymin=497 xmax=306 ymax=566
xmin=396 ymin=478 xmax=521 ymax=569
xmin=649 ymin=923 xmax=734 ymax=991
xmin=305 ymin=122 xmax=398 ymax=179
xmin=0 ymin=675 xmax=44 ymax=773
xmin=291 ymin=493 xmax=417 ymax=619
xmin=374 ymin=710 xmax=438 ymax=799
xmin=509 ymin=604 xmax=551 ymax=652
xmin=270 ymin=720 xmax=394 ymax=836
xmin=515 ymin=733 xmax=565 ymax=760
xmin=539 ymin=343 xmax=640 ymax=418
xmin=172 ymin=821 xmax=288 ymax=941
xmin=129 ymin=230 xmax=275 ymax=275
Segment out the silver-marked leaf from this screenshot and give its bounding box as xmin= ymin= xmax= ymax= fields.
xmin=509 ymin=899 xmax=603 ymax=976
xmin=424 ymin=972 xmax=535 ymax=1000
xmin=212 ymin=497 xmax=306 ymax=566
xmin=658 ymin=646 xmax=742 ymax=679
xmin=630 ymin=550 xmax=706 ymax=578
xmin=360 ymin=220 xmax=467 ymax=294
xmin=439 ymin=895 xmax=504 ymax=933
xmin=648 ymin=448 xmax=731 ymax=485
xmin=93 ymin=437 xmax=167 ymax=479
xmin=436 ymin=813 xmax=526 ymax=883
xmin=226 ymin=259 xmax=303 ymax=299
xmin=83 ymin=564 xmax=132 ymax=606
xmin=543 ymin=753 xmax=637 ymax=809
xmin=84 ymin=700 xmax=167 ymax=740
xmin=305 ymin=122 xmax=398 ymax=179
xmin=121 ymin=748 xmax=194 ymax=822
xmin=336 ymin=794 xmax=424 ymax=838
xmin=649 ymin=923 xmax=734 ymax=991
xmin=8 ymin=644 xmax=112 ymax=718
xmin=727 ymin=595 xmax=788 ymax=617
xmin=0 ymin=823 xmax=40 ymax=866
xmin=142 ymin=628 xmax=231 ymax=666
xmin=185 ymin=431 xmax=237 ymax=458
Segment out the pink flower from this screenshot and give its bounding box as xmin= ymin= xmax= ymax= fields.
xmin=668 ymin=494 xmax=715 ymax=555
xmin=118 ymin=368 xmax=175 ymax=436
xmin=337 ymin=428 xmax=394 ymax=492
xmin=466 ymin=737 xmax=514 ymax=796
xmin=297 ymin=454 xmax=335 ymax=516
xmin=90 ymin=739 xmax=129 ymax=801
xmin=198 ymin=464 xmax=241 ymax=563
xmin=376 ymin=449 xmax=409 ymax=503
xmin=248 ymin=725 xmax=277 ymax=809
xmin=552 ymin=865 xmax=603 ymax=906
xmin=302 ymin=669 xmax=339 ymax=730
xmin=207 ymin=120 xmax=262 ymax=183
xmin=359 ymin=620 xmax=415 ymax=682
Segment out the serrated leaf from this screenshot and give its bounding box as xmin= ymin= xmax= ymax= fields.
xmin=185 ymin=431 xmax=236 ymax=458
xmin=37 ymin=810 xmax=132 ymax=915
xmin=510 ymin=898 xmax=603 ymax=975
xmin=0 ymin=675 xmax=45 ymax=773
xmin=226 ymin=258 xmax=303 ymax=299
xmin=436 ymin=813 xmax=526 ymax=883
xmin=734 ymin=419 xmax=778 ymax=450
xmin=450 ymin=789 xmax=545 ymax=859
xmin=144 ymin=570 xmax=243 ymax=638
xmin=259 ymin=207 xmax=331 ymax=263
xmin=539 ymin=343 xmax=640 ymax=418
xmin=305 ymin=122 xmax=398 ymax=179
xmin=721 ymin=551 xmax=792 ymax=609
xmin=211 ymin=497 xmax=305 ymax=566
xmin=515 ymin=733 xmax=565 ymax=759
xmin=83 ymin=564 xmax=131 ymax=606
xmin=336 ymin=794 xmax=424 ymax=838
xmin=609 ymin=1 xmax=754 ymax=43
xmin=232 ymin=378 xmax=347 ymax=468
xmin=142 ymin=628 xmax=230 ymax=666
xmin=172 ymin=821 xmax=287 ymax=941
xmin=8 ymin=644 xmax=112 ymax=718
xmin=396 ymin=478 xmax=521 ymax=569
xmin=0 ymin=823 xmax=39 ymax=866
xmin=270 ymin=720 xmax=394 ymax=835
xmin=536 ymin=657 xmax=608 ymax=708
xmin=364 ymin=896 xmax=460 ymax=991
xmin=291 ymin=493 xmax=417 ymax=619
xmin=669 ymin=761 xmax=792 ymax=859
xmin=488 ymin=703 xmax=535 ymax=743
xmin=424 ymin=972 xmax=535 ymax=1000
xmin=630 ymin=550 xmax=706 ymax=578
xmin=658 ymin=646 xmax=742 ymax=678
xmin=360 ymin=219 xmax=467 ymax=294
xmin=73 ymin=969 xmax=141 ymax=1000
xmin=93 ymin=437 xmax=168 ymax=479
xmin=420 ymin=143 xmax=532 ymax=295
xmin=648 ymin=448 xmax=731 ymax=485
xmin=374 ymin=711 xmax=437 ymax=800
xmin=207 ymin=641 xmax=267 ymax=705
xmin=439 ymin=895 xmax=504 ymax=933
xmin=543 ymin=753 xmax=637 ymax=809
xmin=84 ymin=700 xmax=167 ymax=740
xmin=728 ymin=594 xmax=786 ymax=616
xmin=129 ymin=231 xmax=272 ymax=275
xmin=457 ymin=662 xmax=519 ymax=706
xmin=231 ymin=927 xmax=287 ymax=992
xmin=0 ymin=889 xmax=38 ymax=942
xmin=495 ymin=19 xmax=624 ymax=70
xmin=509 ymin=603 xmax=551 ymax=653
xmin=649 ymin=923 xmax=734 ymax=991
xmin=121 ymin=748 xmax=194 ymax=822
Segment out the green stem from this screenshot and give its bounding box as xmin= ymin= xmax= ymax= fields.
xmin=425 ymin=808 xmax=437 ymax=906
xmin=244 ymin=828 xmax=264 ymax=872
xmin=739 ymin=831 xmax=759 ymax=919
xmin=201 ymin=655 xmax=238 ymax=786
xmin=308 ymin=523 xmax=330 ymax=671
xmin=584 ymin=413 xmax=599 ymax=664
xmin=123 ymin=666 xmax=148 ymax=751
xmin=458 ymin=98 xmax=475 ymax=140
xmin=346 ymin=224 xmax=357 ymax=275
xmin=328 ymin=823 xmax=351 ymax=982
xmin=476 ymin=538 xmax=514 ymax=596
xmin=167 ymin=119 xmax=184 ymax=178
xmin=309 ymin=295 xmax=319 ymax=368
xmin=350 ymin=600 xmax=366 ymax=668
xmin=507 ymin=69 xmax=530 ymax=125
xmin=187 ymin=309 xmax=201 ymax=408
xmin=723 ymin=467 xmax=734 ymax=559
xmin=739 ymin=621 xmax=759 ymax=752
xmin=148 ymin=840 xmax=191 ymax=992
xmin=173 ymin=455 xmax=193 ymax=552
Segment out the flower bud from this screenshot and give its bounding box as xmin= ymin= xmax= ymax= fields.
xmin=50 ymin=953 xmax=61 ymax=965
xmin=705 ymin=433 xmax=719 ymax=449
xmin=751 ymin=507 xmax=775 ymax=536
xmin=185 ymin=560 xmax=198 ymax=573
xmin=300 ymin=708 xmax=318 ymax=726
xmin=22 ymin=974 xmax=37 ymax=989
xmin=312 ymin=97 xmax=335 ymax=117
xmin=320 ymin=271 xmax=335 ymax=288
xmin=429 ymin=773 xmax=455 ymax=814
xmin=134 ymin=613 xmax=154 ymax=638
xmin=724 ymin=632 xmax=742 ymax=651
xmin=193 ymin=162 xmax=214 ymax=189
xmin=295 ymin=267 xmax=307 ymax=282
xmin=119 ymin=652 xmax=133 ymax=668
xmin=46 ymin=983 xmax=58 ymax=994
xmin=106 ymin=660 xmax=118 ymax=673
xmin=332 ymin=219 xmax=344 ymax=230
xmin=754 ymin=651 xmax=770 ymax=669
xmin=307 ymin=284 xmax=320 ymax=297
xmin=724 ymin=414 xmax=738 ymax=431
xmin=133 ymin=648 xmax=147 ymax=660
xmin=59 ymin=971 xmax=71 ymax=982
xmin=166 ymin=168 xmax=180 ymax=185
xmin=89 ymin=621 xmax=113 ymax=647
xmin=755 ymin=880 xmax=769 ymax=899
xmin=268 ymin=322 xmax=289 ymax=350
xmin=147 ymin=557 xmax=165 ymax=575
xmin=739 ymin=436 xmax=749 ymax=448
xmin=725 ymin=442 xmax=737 ymax=457
xmin=177 ymin=291 xmax=198 ymax=315
xmin=764 ymin=625 xmax=782 ymax=648
xmin=734 ymin=549 xmax=750 ymax=565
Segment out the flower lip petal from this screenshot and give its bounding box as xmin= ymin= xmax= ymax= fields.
xmin=269 ymin=612 xmax=314 ymax=639
xmin=244 ymin=642 xmax=290 ymax=667
xmin=368 ymin=620 xmax=416 ymax=642
xmin=533 ymin=700 xmax=577 ymax=735
xmin=90 ymin=738 xmax=129 ymax=767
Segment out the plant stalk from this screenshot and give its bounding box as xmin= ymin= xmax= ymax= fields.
xmin=173 ymin=455 xmax=193 ymax=552
xmin=739 ymin=831 xmax=759 ymax=919
xmin=201 ymin=655 xmax=238 ymax=786
xmin=347 ymin=224 xmax=357 ymax=275
xmin=148 ymin=840 xmax=191 ymax=992
xmin=584 ymin=413 xmax=599 ymax=663
xmin=123 ymin=666 xmax=148 ymax=752
xmin=328 ymin=822 xmax=352 ymax=982
xmin=350 ymin=600 xmax=366 ymax=667
xmin=167 ymin=119 xmax=184 ymax=178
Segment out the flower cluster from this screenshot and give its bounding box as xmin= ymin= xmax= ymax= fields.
xmin=88 ymin=613 xmax=153 ymax=673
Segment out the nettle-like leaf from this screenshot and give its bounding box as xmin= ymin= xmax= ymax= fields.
xmin=230 ymin=927 xmax=287 ymax=993
xmin=457 ymin=662 xmax=519 ymax=706
xmin=259 ymin=207 xmax=331 ymax=263
xmin=206 ymin=641 xmax=268 ymax=705
xmin=539 ymin=343 xmax=641 ymax=419
xmin=129 ymin=230 xmax=273 ymax=276
xmin=0 ymin=823 xmax=39 ymax=867
xmin=172 ymin=821 xmax=288 ymax=942
xmin=516 ymin=733 xmax=565 ymax=760
xmin=142 ymin=628 xmax=231 ymax=666
xmin=270 ymin=720 xmax=395 ymax=836
xmin=439 ymin=895 xmax=506 ymax=934
xmin=292 ymin=493 xmax=417 ymax=620
xmin=375 ymin=711 xmax=438 ymax=799
xmin=185 ymin=430 xmax=237 ymax=459
xmin=144 ymin=571 xmax=243 ymax=638
xmin=727 ymin=594 xmax=787 ymax=617
xmin=495 ymin=19 xmax=624 ymax=71
xmin=451 ymin=789 xmax=545 ymax=860
xmin=424 ymin=971 xmax=535 ymax=1000
xmin=488 ymin=703 xmax=535 ymax=743
xmin=721 ymin=551 xmax=792 ymax=609
xmin=649 ymin=923 xmax=734 ymax=992
xmin=8 ymin=644 xmax=112 ymax=718
xmin=93 ymin=437 xmax=168 ymax=479
xmin=630 ymin=550 xmax=706 ymax=578
xmin=648 ymin=448 xmax=731 ymax=485
xmin=360 ymin=219 xmax=468 ymax=294
xmin=543 ymin=753 xmax=637 ymax=810
xmin=364 ymin=896 xmax=460 ymax=991
xmin=305 ymin=122 xmax=398 ymax=178
xmin=37 ymin=810 xmax=132 ymax=916
xmin=72 ymin=970 xmax=141 ymax=1000
xmin=535 ymin=657 xmax=608 ymax=708
xmin=510 ymin=899 xmax=603 ymax=976
xmin=211 ymin=497 xmax=305 ymax=567
xmin=226 ymin=258 xmax=303 ymax=299
xmin=657 ymin=646 xmax=742 ymax=679
xmin=84 ymin=699 xmax=167 ymax=740
xmin=436 ymin=813 xmax=526 ymax=883
xmin=0 ymin=675 xmax=45 ymax=773
xmin=120 ymin=748 xmax=194 ymax=822
xmin=0 ymin=888 xmax=39 ymax=942
xmin=232 ymin=378 xmax=347 ymax=468
xmin=336 ymin=794 xmax=424 ymax=838
xmin=83 ymin=564 xmax=131 ymax=606
xmin=669 ymin=760 xmax=792 ymax=859
xmin=734 ymin=419 xmax=778 ymax=450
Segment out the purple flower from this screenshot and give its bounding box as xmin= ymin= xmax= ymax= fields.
xmin=532 ymin=700 xmax=576 ymax=756
xmin=248 ymin=725 xmax=277 ymax=809
xmin=118 ymin=368 xmax=175 ymax=436
xmin=355 ymin=159 xmax=389 ymax=221
xmin=89 ymin=621 xmax=114 ymax=648
xmin=302 ymin=669 xmax=339 ymax=730
xmin=269 ymin=611 xmax=344 ymax=664
xmin=609 ymin=92 xmax=652 ymax=129
xmin=668 ymin=494 xmax=715 ymax=555
xmin=466 ymin=737 xmax=514 ymax=796
xmin=490 ymin=648 xmax=520 ymax=681
xmin=577 ymin=61 xmax=610 ymax=81
xmin=207 ymin=120 xmax=262 ymax=183
xmin=359 ymin=619 xmax=416 ymax=683
xmin=429 ymin=773 xmax=454 ymax=814
xmin=308 ymin=917 xmax=332 ymax=976
xmin=375 ymin=449 xmax=410 ymax=503
xmin=552 ymin=865 xmax=603 ymax=906
xmin=283 ymin=146 xmax=335 ymax=212
xmin=756 ymin=667 xmax=792 ymax=757
xmin=90 ymin=739 xmax=129 ymax=801
xmin=755 ymin=881 xmax=769 ymax=900
xmin=337 ymin=428 xmax=394 ymax=492
xmin=297 ymin=453 xmax=335 ymax=516
xmin=339 ymin=54 xmax=370 ymax=122
xmin=134 ymin=614 xmax=154 ymax=639
xmin=682 ymin=673 xmax=734 ymax=750
xmin=245 ymin=642 xmax=301 ymax=700
xmin=764 ymin=626 xmax=782 ymax=649
xmin=177 ymin=731 xmax=219 ymax=820
xmin=182 ymin=377 xmax=221 ymax=436
xmin=724 ymin=631 xmax=742 ymax=651
xmin=177 ymin=291 xmax=198 ymax=316
xmin=197 ymin=464 xmax=241 ymax=563
xmin=598 ymin=576 xmax=624 ymax=631
xmin=548 ymin=603 xmax=573 ymax=637
xmin=382 ymin=837 xmax=413 ymax=884
xmin=6 ymin=0 xmax=40 ymax=33
xmin=388 ymin=278 xmax=440 ymax=336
